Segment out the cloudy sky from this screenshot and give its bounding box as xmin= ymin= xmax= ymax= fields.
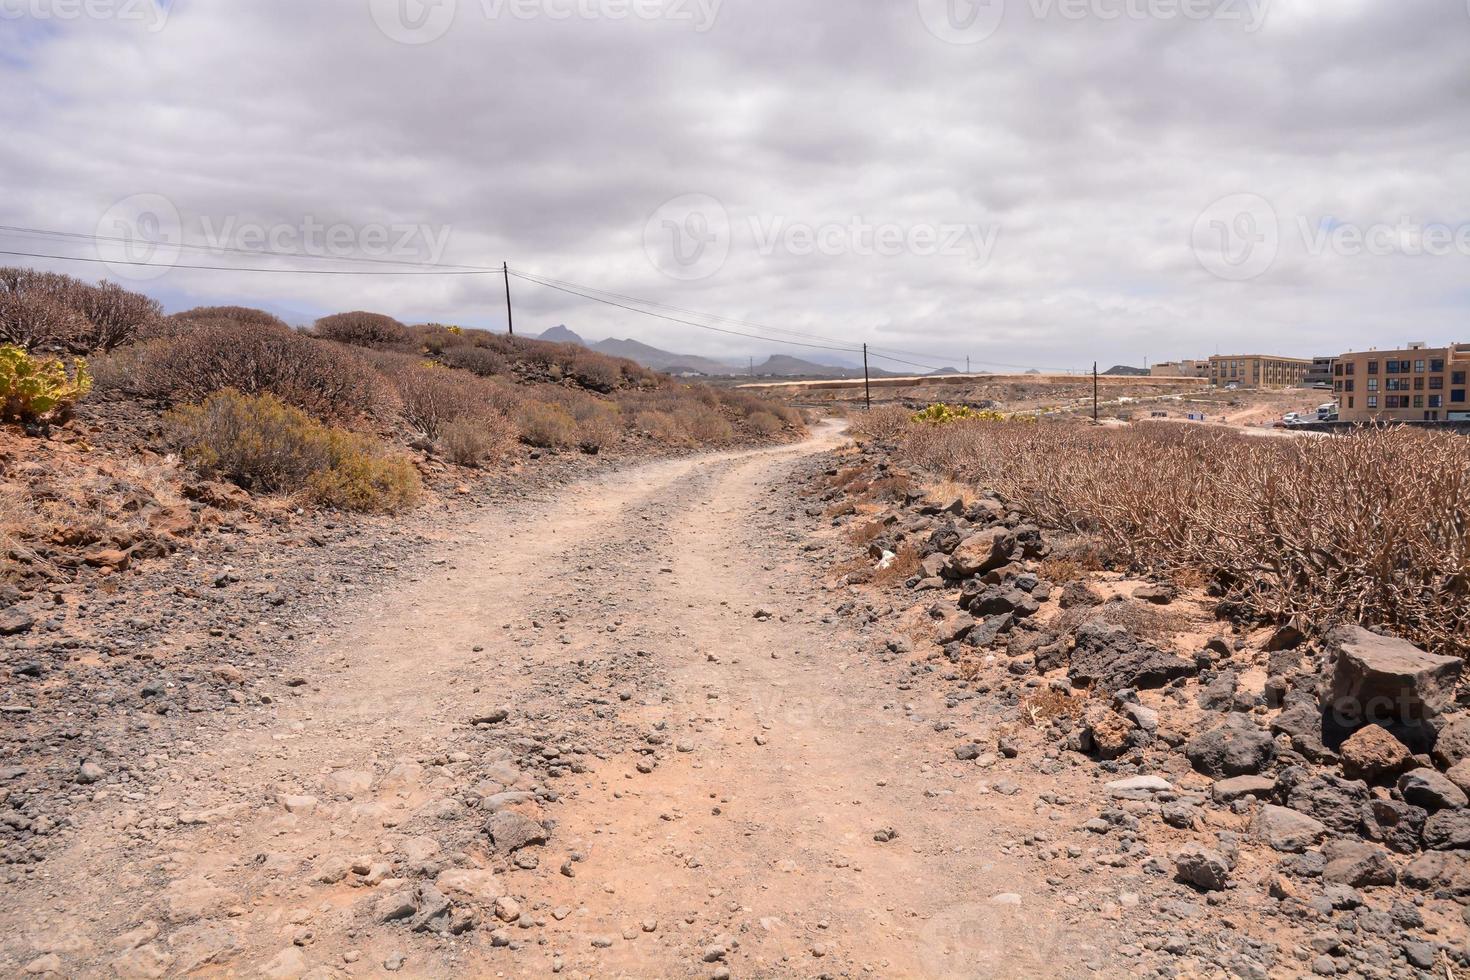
xmin=2 ymin=0 xmax=1467 ymax=371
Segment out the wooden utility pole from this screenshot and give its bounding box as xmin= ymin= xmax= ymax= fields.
xmin=966 ymin=356 xmax=970 ymax=374
xmin=502 ymin=262 xmax=515 ymax=337
xmin=863 ymin=343 xmax=872 ymax=410
xmin=1093 ymin=361 xmax=1099 ymax=422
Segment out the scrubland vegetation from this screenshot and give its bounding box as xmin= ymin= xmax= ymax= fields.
xmin=852 ymin=410 xmax=1470 ymax=656
xmin=0 ymin=268 xmax=804 ymax=523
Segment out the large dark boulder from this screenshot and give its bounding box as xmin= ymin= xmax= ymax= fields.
xmin=1423 ymin=809 xmax=1470 ymax=851
xmin=1278 ymin=767 xmax=1370 ymax=836
xmin=1325 ymin=626 xmax=1461 ymax=729
xmin=1067 ymin=623 xmax=1197 ymax=692
xmin=1185 ymin=713 xmax=1275 ymax=777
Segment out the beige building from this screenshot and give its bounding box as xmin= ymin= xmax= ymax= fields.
xmin=1208 ymin=354 xmax=1312 ymax=388
xmin=1333 ymin=343 xmax=1470 ymax=422
xmin=1150 ymin=359 xmax=1209 ymax=378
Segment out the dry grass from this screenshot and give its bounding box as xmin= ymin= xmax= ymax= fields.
xmin=897 ymin=418 xmax=1470 ymax=655
xmin=844 ymin=520 xmax=885 ymax=546
xmin=870 ymin=544 xmax=920 ymax=587
xmin=1018 ymin=688 xmax=1087 ymax=727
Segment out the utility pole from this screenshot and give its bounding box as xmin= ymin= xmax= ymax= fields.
xmin=966 ymin=356 xmax=970 ymax=375
xmin=502 ymin=262 xmax=514 ymax=337
xmin=1093 ymin=361 xmax=1099 ymax=422
xmin=863 ymin=343 xmax=872 ymax=411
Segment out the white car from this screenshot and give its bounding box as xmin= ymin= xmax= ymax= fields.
xmin=1282 ymin=412 xmax=1302 ymax=425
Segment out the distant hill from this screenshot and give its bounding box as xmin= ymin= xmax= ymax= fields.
xmin=590 ymin=337 xmax=735 ymax=376
xmin=528 ymin=326 xmax=935 ymax=379
xmin=1103 ymin=365 xmax=1148 ymax=376
xmin=537 ymin=325 xmax=586 ymax=345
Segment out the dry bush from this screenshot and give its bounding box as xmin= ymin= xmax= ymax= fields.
xmin=412 ymin=323 xmax=474 ymax=355
xmin=440 ymin=345 xmax=509 ymax=377
xmin=844 ymin=520 xmax=885 ymax=546
xmin=0 ymin=268 xmax=161 ymax=352
xmin=170 ymin=305 xmax=288 ymax=331
xmin=748 ymin=410 xmax=785 ymax=437
xmin=315 ymin=311 xmax=409 ymax=349
xmin=632 ymin=410 xmax=691 ymax=446
xmin=120 ymin=318 xmax=387 ymax=423
xmin=848 ymin=404 xmax=911 ymax=442
xmin=674 ymin=403 xmax=734 ymax=444
xmin=440 ymin=416 xmax=516 ymax=467
xmin=896 ymin=419 xmax=1470 ymax=655
xmin=871 ymin=544 xmax=921 ymax=587
xmin=518 ymin=401 xmax=579 ymax=449
xmin=376 ymin=356 xmax=493 ymax=441
xmin=165 ymin=389 xmax=418 ymax=512
xmin=1019 ymin=688 xmax=1086 ymax=727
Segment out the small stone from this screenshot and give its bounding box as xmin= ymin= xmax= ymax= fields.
xmin=1173 ymin=845 xmax=1231 ymax=891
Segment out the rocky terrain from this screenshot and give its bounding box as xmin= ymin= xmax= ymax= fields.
xmin=2 ymin=419 xmax=1468 ymax=978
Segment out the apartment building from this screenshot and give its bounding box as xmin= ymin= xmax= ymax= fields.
xmin=1208 ymin=354 xmax=1312 ymax=388
xmin=1150 ymin=359 xmax=1209 ymax=378
xmin=1333 ymin=343 xmax=1470 ymax=422
xmin=1306 ymin=356 xmax=1335 ymax=388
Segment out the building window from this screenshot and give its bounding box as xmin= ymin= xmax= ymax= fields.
xmin=1431 ymin=377 xmax=1444 ymax=390
xmin=1367 ymin=378 xmax=1379 ymax=392
xmin=1414 ymin=378 xmax=1425 ymax=391
xmin=1415 ymin=360 xmax=1426 ymax=373
xmin=1368 ymin=396 xmax=1378 ymax=408
xmin=1367 ymin=361 xmax=1378 ymax=374
xmin=1345 ymin=362 xmax=1355 ymax=376
xmin=1334 ymin=363 xmax=1344 ymax=377
xmin=1345 ymin=380 xmax=1355 ymax=393
xmin=1347 ymin=397 xmax=1354 ymax=409
xmin=1431 ymin=358 xmax=1445 ymax=372
xmin=1455 ymin=371 xmax=1467 ymax=386
xmin=1430 ymin=395 xmax=1443 ymax=408
xmin=1414 ymin=395 xmax=1424 ymax=408
xmin=1386 ymin=361 xmax=1399 ymax=374
xmin=1454 ymin=390 xmax=1468 ymax=404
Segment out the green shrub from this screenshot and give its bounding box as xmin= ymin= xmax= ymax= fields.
xmin=0 ymin=344 xmax=92 ymax=424
xmin=165 ymin=389 xmax=419 ymax=512
xmin=911 ymin=403 xmax=1019 ymax=425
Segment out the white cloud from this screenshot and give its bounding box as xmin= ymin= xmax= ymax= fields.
xmin=0 ymin=0 xmax=1466 ymax=369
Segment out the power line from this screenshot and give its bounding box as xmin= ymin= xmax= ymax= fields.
xmin=511 ymin=268 xmax=958 ymax=369
xmin=508 ymin=269 xmax=858 ymax=354
xmin=0 ymin=230 xmax=1080 ymax=373
xmin=0 ymin=225 xmax=496 ymax=272
xmin=0 ymin=249 xmax=500 ymax=276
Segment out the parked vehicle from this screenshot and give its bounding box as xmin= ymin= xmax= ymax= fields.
xmin=1282 ymin=412 xmax=1301 ymax=425
xmin=1316 ymin=403 xmax=1338 ymax=421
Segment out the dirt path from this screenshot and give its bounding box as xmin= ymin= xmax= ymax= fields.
xmin=4 ymin=422 xmax=1114 ymax=978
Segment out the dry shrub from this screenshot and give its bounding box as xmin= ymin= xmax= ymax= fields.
xmin=120 ymin=318 xmax=387 ymax=423
xmin=315 ymin=311 xmax=409 ymax=349
xmin=632 ymin=410 xmax=691 ymax=446
xmin=848 ymin=404 xmax=910 ymax=442
xmin=845 ymin=520 xmax=885 ymax=546
xmin=411 ymin=323 xmax=473 ymax=355
xmin=376 ymin=356 xmax=491 ymax=440
xmin=170 ymin=306 xmax=287 ymax=331
xmin=871 ymin=544 xmax=920 ymax=587
xmin=1019 ymin=688 xmax=1086 ymax=727
xmin=748 ymin=410 xmax=785 ymax=437
xmin=897 ymin=419 xmax=1470 ymax=655
xmin=440 ymin=416 xmax=516 ymax=467
xmin=165 ymin=389 xmax=418 ymax=512
xmin=518 ymin=401 xmax=578 ymax=449
xmin=674 ymin=403 xmax=734 ymax=443
xmin=0 ymin=268 xmax=161 ymax=352
xmin=440 ymin=345 xmax=509 ymax=377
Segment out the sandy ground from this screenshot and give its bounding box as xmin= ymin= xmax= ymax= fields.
xmin=1 ymin=421 xmax=1120 ymax=978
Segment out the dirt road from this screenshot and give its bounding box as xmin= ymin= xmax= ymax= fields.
xmin=3 ymin=423 xmax=1114 ymax=978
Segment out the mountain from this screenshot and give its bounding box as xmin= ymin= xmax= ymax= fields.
xmin=537 ymin=325 xmax=586 ymax=345
xmin=1103 ymin=365 xmax=1148 ymax=376
xmin=590 ymin=338 xmax=735 ymax=376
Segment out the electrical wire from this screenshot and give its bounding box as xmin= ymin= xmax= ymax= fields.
xmin=0 ymin=249 xmax=500 ymax=276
